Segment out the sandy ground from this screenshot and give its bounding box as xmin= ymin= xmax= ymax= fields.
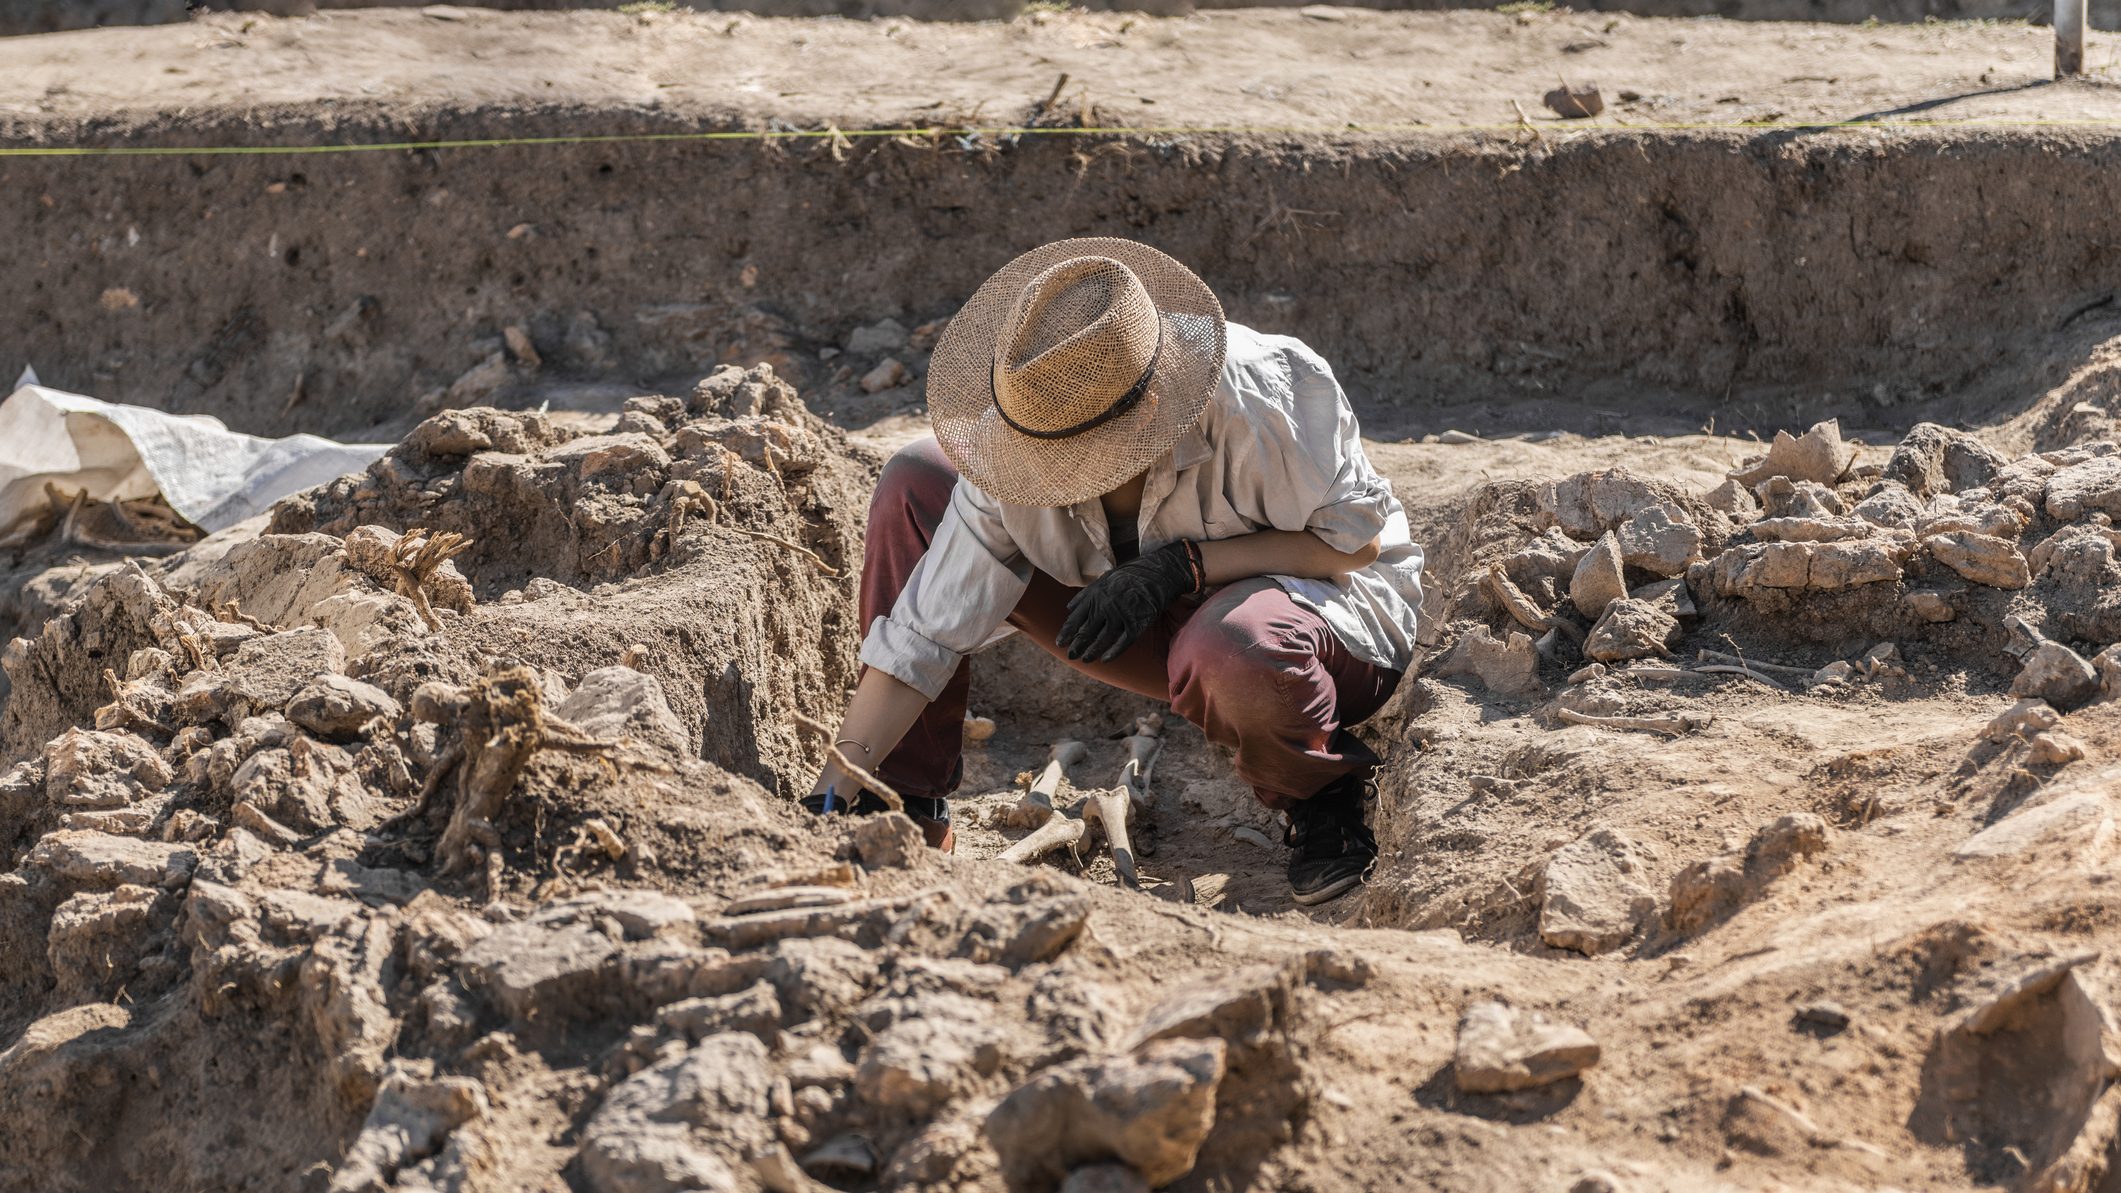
xmin=5 ymin=5 xmax=2121 ymax=132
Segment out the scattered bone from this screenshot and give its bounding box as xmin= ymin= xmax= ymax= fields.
xmin=1482 ymin=563 xmax=1583 ymax=643
xmin=1004 ymin=740 xmax=1089 ymax=829
xmin=1085 ymin=717 xmax=1163 ymax=890
xmin=1556 ymin=707 xmax=1711 ymax=736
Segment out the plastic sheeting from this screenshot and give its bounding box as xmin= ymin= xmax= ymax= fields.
xmin=0 ymin=381 xmax=389 ymax=537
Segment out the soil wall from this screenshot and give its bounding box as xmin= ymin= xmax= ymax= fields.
xmin=5 ymin=112 xmax=2119 ymax=438
xmin=0 ymin=0 xmax=2093 ymax=35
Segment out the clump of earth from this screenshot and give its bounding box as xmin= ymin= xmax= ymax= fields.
xmin=4 ymin=364 xmax=2121 ymax=1193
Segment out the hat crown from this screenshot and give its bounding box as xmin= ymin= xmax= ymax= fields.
xmin=992 ymin=256 xmax=1162 ymax=438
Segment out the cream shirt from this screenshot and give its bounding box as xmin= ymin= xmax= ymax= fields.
xmin=860 ymin=322 xmax=1425 ymax=700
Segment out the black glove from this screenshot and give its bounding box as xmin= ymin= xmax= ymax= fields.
xmin=1057 ymin=540 xmax=1204 ymax=663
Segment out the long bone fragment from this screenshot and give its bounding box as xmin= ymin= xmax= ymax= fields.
xmin=1005 ymin=739 xmax=1089 ymax=828
xmin=1086 ymin=715 xmax=1164 ymax=890
xmin=998 ymin=741 xmax=1090 ymax=864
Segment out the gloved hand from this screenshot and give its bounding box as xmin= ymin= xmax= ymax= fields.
xmin=1057 ymin=540 xmax=1204 ymax=663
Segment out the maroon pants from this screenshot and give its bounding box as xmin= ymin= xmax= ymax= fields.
xmin=863 ymin=439 xmax=1401 ymax=812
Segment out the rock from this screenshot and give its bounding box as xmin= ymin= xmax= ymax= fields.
xmin=47 ymin=884 xmax=158 ymax=999
xmin=1882 ymin=423 xmax=2008 ymax=498
xmin=956 ymin=880 xmax=1092 ymax=968
xmin=1541 ymin=468 xmax=1694 ymax=540
xmin=2011 ymin=641 xmax=2099 ymax=709
xmin=852 ymin=812 xmax=925 ymax=869
xmin=1704 ymin=477 xmax=1760 ymax=520
xmin=1630 ymin=578 xmax=1695 ymax=618
xmin=860 ymin=358 xmax=909 ymax=394
xmin=287 ymin=674 xmax=402 ymax=740
xmin=1667 ymin=814 xmax=1829 ymax=933
xmin=1984 ymin=698 xmax=2063 ymax=743
xmin=855 ymin=1015 xmax=1001 ymax=1116
xmin=587 ymin=435 xmax=678 ymax=486
xmin=329 ymin=1062 xmax=488 ymax=1193
xmin=1583 ymin=598 xmax=1679 ymax=663
xmin=1906 ymin=588 xmax=1955 ymax=622
xmin=2044 ymin=455 xmax=2121 ymax=520
xmin=799 ymin=1133 xmax=877 ymax=1181
xmin=845 ymin=318 xmax=909 ymax=356
xmin=1732 ymin=418 xmax=1855 ymax=487
xmin=1705 ymin=537 xmax=1908 ymax=595
xmin=45 ymin=727 xmax=171 ymax=809
xmin=1926 ymin=530 xmax=2030 ymax=589
xmin=1615 ymin=505 xmax=1702 ymax=576
xmin=554 ymin=667 xmax=688 ymax=755
xmin=1752 ymin=515 xmax=1874 ymax=543
xmin=1061 ymin=1163 xmax=1151 ymax=1193
xmin=2030 ymin=731 xmax=2088 ymax=766
xmin=458 ymin=908 xmax=637 ymax=1024
xmin=1569 ymin=531 xmax=1629 ymax=619
xmin=1539 ymin=828 xmax=1657 ymax=956
xmin=985 ymin=1038 xmax=1227 ymax=1190
xmin=1570 ymin=1172 xmax=1625 ymax=1193
xmin=1128 ymin=962 xmax=1292 ymax=1051
xmin=1431 ymin=625 xmax=1544 ymax=701
xmin=1955 ymin=790 xmax=2113 ymax=862
xmin=1794 ymin=1001 xmax=1852 ymax=1032
xmin=578 ymin=1033 xmax=778 ymax=1193
xmin=2098 ymin=645 xmax=2121 ymax=702
xmin=226 ymin=627 xmax=349 ymax=708
xmin=26 ymin=831 xmax=197 ymax=889
xmin=1453 ymin=1000 xmax=1601 ymax=1093
xmin=657 ymin=981 xmax=783 ymax=1043
xmin=1756 ymin=476 xmax=1846 ymax=519
xmin=1542 ymin=82 xmax=1603 ymax=118
xmin=1852 ymin=482 xmax=1925 ymax=529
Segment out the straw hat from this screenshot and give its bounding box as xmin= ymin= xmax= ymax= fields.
xmin=926 ymin=237 xmax=1227 ymax=508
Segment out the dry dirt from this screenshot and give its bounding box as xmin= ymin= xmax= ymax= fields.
xmin=10 ymin=8 xmax=2121 ymax=1193
xmin=8 ymin=6 xmax=2120 ymax=130
xmin=7 ymin=319 xmax=2121 ymax=1191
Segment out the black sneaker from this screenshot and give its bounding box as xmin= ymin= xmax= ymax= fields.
xmin=1284 ymin=773 xmax=1378 ymax=906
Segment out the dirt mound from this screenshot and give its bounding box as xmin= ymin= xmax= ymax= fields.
xmin=12 ymin=363 xmax=2121 ymax=1191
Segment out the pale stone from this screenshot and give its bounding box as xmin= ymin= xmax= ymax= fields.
xmin=2011 ymin=641 xmax=2099 ymax=708
xmin=1569 ymin=531 xmax=1628 ymax=619
xmin=1926 ymin=529 xmax=2031 ymax=589
xmin=1453 ymin=1000 xmax=1601 ymax=1093
xmin=1539 ymin=829 xmax=1657 ymax=956
xmin=1956 ymin=791 xmax=2113 ymax=862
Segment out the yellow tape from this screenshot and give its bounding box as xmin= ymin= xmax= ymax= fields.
xmin=0 ymin=116 xmax=2113 ymax=156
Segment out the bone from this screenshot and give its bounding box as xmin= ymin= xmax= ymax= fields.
xmin=1556 ymin=707 xmax=1714 ymax=736
xmin=1089 ymin=730 xmax=1164 ymax=890
xmin=997 ymin=809 xmax=1086 ymax=865
xmin=1004 ymin=739 xmax=1088 ymax=829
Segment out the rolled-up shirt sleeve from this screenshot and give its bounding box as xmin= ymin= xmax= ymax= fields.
xmin=1248 ymin=343 xmax=1392 ymax=554
xmin=858 ymin=479 xmax=1031 ymax=700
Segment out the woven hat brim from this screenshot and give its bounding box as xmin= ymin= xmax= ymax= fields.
xmin=926 ymin=238 xmax=1227 ymax=509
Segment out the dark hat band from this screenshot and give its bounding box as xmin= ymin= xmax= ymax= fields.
xmin=991 ymin=326 xmax=1164 ymax=442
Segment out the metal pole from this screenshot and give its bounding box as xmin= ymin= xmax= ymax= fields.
xmin=2058 ymin=0 xmax=2087 ymax=77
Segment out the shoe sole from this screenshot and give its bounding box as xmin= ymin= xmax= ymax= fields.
xmin=1289 ymin=872 xmax=1366 ymax=906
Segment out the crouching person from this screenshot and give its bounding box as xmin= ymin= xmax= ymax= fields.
xmin=804 ymin=238 xmax=1423 ymax=905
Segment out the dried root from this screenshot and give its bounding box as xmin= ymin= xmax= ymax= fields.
xmin=388 ymin=528 xmax=474 ymax=632
xmin=412 ymin=664 xmax=616 ymax=894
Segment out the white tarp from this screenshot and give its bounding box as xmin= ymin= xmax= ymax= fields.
xmin=0 ymin=381 xmax=390 ymax=537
